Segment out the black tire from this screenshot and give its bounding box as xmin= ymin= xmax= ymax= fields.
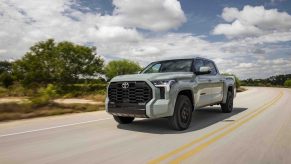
xmin=113 ymin=116 xmax=134 ymax=124
xmin=168 ymin=95 xmax=193 ymax=131
xmin=221 ymin=90 xmax=234 ymax=113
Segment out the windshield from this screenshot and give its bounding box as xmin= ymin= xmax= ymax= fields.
xmin=141 ymin=59 xmax=193 ymax=74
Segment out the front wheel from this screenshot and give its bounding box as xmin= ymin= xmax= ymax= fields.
xmin=168 ymin=95 xmax=193 ymax=131
xmin=113 ymin=116 xmax=134 ymax=124
xmin=221 ymin=90 xmax=234 ymax=113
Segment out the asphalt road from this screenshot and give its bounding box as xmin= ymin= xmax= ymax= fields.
xmin=0 ymin=87 xmax=290 ymax=164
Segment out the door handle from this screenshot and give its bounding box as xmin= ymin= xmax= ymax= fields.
xmin=208 ymin=79 xmax=212 ymax=82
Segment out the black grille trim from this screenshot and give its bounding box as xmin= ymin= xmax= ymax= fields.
xmin=108 ymin=81 xmax=153 ymax=104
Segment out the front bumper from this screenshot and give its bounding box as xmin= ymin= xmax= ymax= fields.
xmin=106 ymin=98 xmax=171 ymax=118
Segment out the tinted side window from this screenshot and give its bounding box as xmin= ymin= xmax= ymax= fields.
xmin=194 ymin=59 xmax=204 ymax=72
xmin=204 ymin=60 xmax=217 ymax=75
xmin=160 ymin=60 xmax=192 ymax=72
xmin=144 ymin=63 xmax=161 ymax=73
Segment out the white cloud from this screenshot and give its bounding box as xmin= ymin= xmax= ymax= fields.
xmin=112 ymin=0 xmax=186 ymax=31
xmin=213 ymin=20 xmax=262 ymax=38
xmin=237 ymin=63 xmax=256 ymax=68
xmin=210 ymin=5 xmax=291 ymax=78
xmin=131 ymin=46 xmax=162 ymax=57
xmin=213 ymin=5 xmax=291 ymax=38
xmin=0 ymin=49 xmax=7 ymax=54
xmin=221 ymin=7 xmax=240 ymax=22
xmin=258 ymin=58 xmax=290 ymax=65
xmin=98 ymin=33 xmax=220 ymax=64
xmin=88 ymin=26 xmax=142 ymax=43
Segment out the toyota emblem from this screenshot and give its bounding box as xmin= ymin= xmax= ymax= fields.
xmin=122 ymin=82 xmax=129 ymax=89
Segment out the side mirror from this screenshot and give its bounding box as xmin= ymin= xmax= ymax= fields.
xmin=196 ymin=66 xmax=211 ymax=75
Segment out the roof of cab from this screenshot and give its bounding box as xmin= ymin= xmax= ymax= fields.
xmin=153 ymin=57 xmax=213 ymax=63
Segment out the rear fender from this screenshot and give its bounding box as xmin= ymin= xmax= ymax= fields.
xmin=222 ymin=76 xmax=236 ymax=103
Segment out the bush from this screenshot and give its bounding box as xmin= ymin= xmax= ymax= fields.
xmin=41 ymin=84 xmax=58 ymax=98
xmin=0 ymin=84 xmax=36 ymax=97
xmin=284 ymin=79 xmax=291 ymax=87
xmin=105 ymin=59 xmax=141 ymax=80
xmin=16 ymin=85 xmax=37 ymax=96
xmin=30 ymin=84 xmax=58 ymax=107
xmin=0 ymin=87 xmax=7 ymax=97
xmin=0 ymin=72 xmax=13 ymax=88
xmin=30 ymin=95 xmax=50 ymax=107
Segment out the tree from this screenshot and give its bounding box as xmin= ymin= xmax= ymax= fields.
xmin=105 ymin=59 xmax=142 ymax=79
xmin=0 ymin=61 xmax=12 ymax=74
xmin=0 ymin=72 xmax=13 ymax=87
xmin=284 ymin=79 xmax=291 ymax=87
xmin=0 ymin=61 xmax=13 ymax=87
xmin=13 ymin=39 xmax=104 ymax=86
xmin=221 ymin=73 xmax=241 ymax=88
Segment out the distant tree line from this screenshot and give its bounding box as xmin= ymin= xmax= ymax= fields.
xmin=241 ymin=74 xmax=291 ymax=87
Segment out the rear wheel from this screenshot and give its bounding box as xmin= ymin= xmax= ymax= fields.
xmin=168 ymin=95 xmax=192 ymax=130
xmin=113 ymin=116 xmax=135 ymax=124
xmin=221 ymin=90 xmax=233 ymax=113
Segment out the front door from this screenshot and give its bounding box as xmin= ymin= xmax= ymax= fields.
xmin=194 ymin=59 xmax=213 ymax=108
xmin=203 ymin=60 xmax=224 ymax=103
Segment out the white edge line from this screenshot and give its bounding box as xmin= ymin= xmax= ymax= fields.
xmin=0 ymin=117 xmax=112 ymax=138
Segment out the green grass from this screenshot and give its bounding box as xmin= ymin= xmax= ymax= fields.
xmin=0 ymin=102 xmax=104 ymax=122
xmin=0 ymin=85 xmax=37 ymax=97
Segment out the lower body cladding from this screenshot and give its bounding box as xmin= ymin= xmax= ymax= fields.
xmin=106 ymin=98 xmax=171 ymax=118
xmin=106 ymin=81 xmax=173 ymax=118
xmin=107 ymin=103 xmax=148 ymax=118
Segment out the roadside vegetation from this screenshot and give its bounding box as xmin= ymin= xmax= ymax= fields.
xmin=241 ymin=74 xmax=291 ymax=88
xmin=0 ymin=39 xmax=140 ymax=121
xmin=285 ymin=79 xmax=291 ymax=87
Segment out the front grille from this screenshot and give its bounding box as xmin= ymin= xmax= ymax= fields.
xmin=108 ymin=81 xmax=152 ymax=104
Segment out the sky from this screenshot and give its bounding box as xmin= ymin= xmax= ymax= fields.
xmin=0 ymin=0 xmax=291 ymax=79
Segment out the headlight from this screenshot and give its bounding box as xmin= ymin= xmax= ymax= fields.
xmin=151 ymin=80 xmax=176 ymax=99
xmin=151 ymin=80 xmax=176 ymax=88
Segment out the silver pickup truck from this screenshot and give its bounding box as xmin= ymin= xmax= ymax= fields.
xmin=106 ymin=57 xmax=236 ymax=130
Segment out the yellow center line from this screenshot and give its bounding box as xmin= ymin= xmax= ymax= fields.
xmin=170 ymin=91 xmax=284 ymax=163
xmin=149 ymin=91 xmax=284 ymax=164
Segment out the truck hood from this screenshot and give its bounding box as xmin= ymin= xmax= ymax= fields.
xmin=110 ymin=72 xmax=194 ymax=82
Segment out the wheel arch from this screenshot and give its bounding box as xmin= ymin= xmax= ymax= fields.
xmin=222 ymin=85 xmax=235 ymax=103
xmin=177 ymin=89 xmax=194 ymax=110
